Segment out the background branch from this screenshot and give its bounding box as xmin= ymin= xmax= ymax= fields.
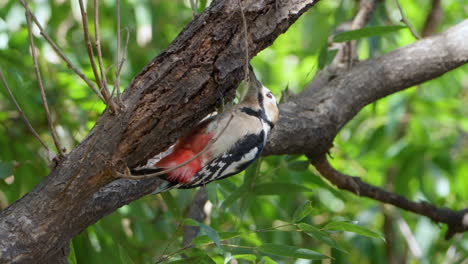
xmin=0 ymin=70 xmax=50 ymax=152
xmin=308 ymin=154 xmax=468 ymax=239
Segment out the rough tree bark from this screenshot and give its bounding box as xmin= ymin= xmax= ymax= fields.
xmin=0 ymin=0 xmax=467 ymax=263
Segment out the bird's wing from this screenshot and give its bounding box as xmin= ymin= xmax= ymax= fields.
xmin=178 ymin=129 xmax=266 ymax=189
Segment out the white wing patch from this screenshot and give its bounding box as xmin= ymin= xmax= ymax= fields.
xmin=220 ymin=147 xmax=259 ymax=176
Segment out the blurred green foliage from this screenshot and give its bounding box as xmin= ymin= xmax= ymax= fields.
xmin=0 ymin=0 xmax=467 ymax=263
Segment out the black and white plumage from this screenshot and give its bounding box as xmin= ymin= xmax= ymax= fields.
xmin=131 ymin=67 xmax=279 ymax=193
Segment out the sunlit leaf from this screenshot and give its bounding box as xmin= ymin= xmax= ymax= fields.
xmin=261 ymin=256 xmax=278 ymax=264
xmin=232 ymin=254 xmax=256 ymax=262
xmin=324 ymin=221 xmax=383 ymax=240
xmin=258 ymin=243 xmax=329 ymax=260
xmin=68 ymin=240 xmax=78 ymax=264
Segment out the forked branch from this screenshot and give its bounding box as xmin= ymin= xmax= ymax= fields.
xmin=18 ymin=0 xmax=105 ymax=101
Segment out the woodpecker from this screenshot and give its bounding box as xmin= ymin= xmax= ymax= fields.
xmin=132 ymin=67 xmax=279 ymax=192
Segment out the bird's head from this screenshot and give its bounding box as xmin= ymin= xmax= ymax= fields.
xmin=259 ymin=85 xmax=279 ymax=127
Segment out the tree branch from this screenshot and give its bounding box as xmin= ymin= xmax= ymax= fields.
xmin=264 ymin=19 xmax=468 ymax=156
xmin=308 ymin=154 xmax=468 ymax=239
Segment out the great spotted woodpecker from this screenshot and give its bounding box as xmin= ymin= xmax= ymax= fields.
xmin=132 ymin=67 xmax=279 ymax=192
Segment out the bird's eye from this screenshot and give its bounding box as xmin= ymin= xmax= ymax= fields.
xmin=266 ymin=92 xmax=273 ymax=99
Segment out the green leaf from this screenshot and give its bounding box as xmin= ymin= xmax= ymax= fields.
xmin=0 ymin=161 xmax=13 ymax=180
xmin=117 ymin=244 xmax=134 ymax=264
xmin=324 ymin=221 xmax=383 ymax=240
xmin=332 ymin=25 xmax=407 ymax=42
xmin=68 ymin=240 xmax=78 ymax=264
xmin=298 ymin=223 xmax=347 ymax=253
xmin=287 ymin=160 xmax=310 ymax=171
xmin=168 ymin=255 xmax=216 ymax=264
xmin=161 ymin=191 xmax=181 ymax=218
xmin=261 ymin=256 xmax=278 ymax=264
xmin=253 ymin=183 xmax=312 ymax=196
xmin=232 ymin=254 xmax=257 ymax=262
xmin=258 ymin=243 xmax=329 ymax=260
xmin=292 ymin=201 xmax=314 ymax=223
xmin=197 ymin=223 xmax=221 ymax=247
xmin=192 ymin=232 xmax=241 ymax=245
xmin=221 ymin=186 xmax=246 ymax=209
xmin=183 ymin=219 xmax=222 ymax=247
xmin=183 ymin=218 xmax=200 ymax=227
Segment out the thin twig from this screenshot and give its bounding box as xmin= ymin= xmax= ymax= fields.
xmin=78 ymin=0 xmax=117 ymax=112
xmin=115 ymin=114 xmax=235 ymax=179
xmin=24 ymin=8 xmax=65 ymax=158
xmin=0 ymin=70 xmax=50 ymax=152
xmin=395 ymin=0 xmax=421 ymax=39
xmin=422 ymin=0 xmax=442 ymax=37
xmin=397 ymin=216 xmax=423 ymax=260
xmin=115 ymin=0 xmax=122 ymax=101
xmin=93 ymin=0 xmax=109 ymax=98
xmin=114 ymin=27 xmax=130 ymax=100
xmin=18 ymin=0 xmax=105 ymax=101
xmin=238 ymin=0 xmax=250 ymax=96
xmin=78 ymin=0 xmax=103 ymax=91
xmin=189 ymin=0 xmax=198 ymax=17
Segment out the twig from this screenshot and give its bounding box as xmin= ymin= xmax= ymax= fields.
xmin=78 ymin=0 xmax=118 ymax=113
xmin=395 ymin=0 xmax=421 ymax=39
xmin=308 ymin=154 xmax=468 ymax=239
xmin=24 ymin=8 xmax=65 ymax=158
xmin=189 ymin=0 xmax=198 ymax=17
xmin=18 ymin=0 xmax=105 ymax=102
xmin=93 ymin=0 xmax=109 ymax=99
xmin=422 ymin=0 xmax=442 ymax=37
xmin=114 ymin=27 xmax=130 ymax=100
xmin=397 ymin=216 xmax=423 ymax=260
xmin=114 ymin=0 xmax=122 ymax=101
xmin=115 ymin=114 xmax=235 ymax=179
xmin=335 ymin=0 xmax=377 ymax=69
xmin=0 ymin=70 xmax=50 ymax=152
xmin=238 ymin=0 xmax=250 ymax=96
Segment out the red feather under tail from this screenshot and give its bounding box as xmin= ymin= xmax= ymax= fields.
xmin=155 ymin=149 xmax=202 ymax=183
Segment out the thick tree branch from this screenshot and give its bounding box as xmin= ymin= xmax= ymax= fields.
xmin=264 ymin=19 xmax=468 ymax=156
xmin=308 ymin=154 xmax=468 ymax=239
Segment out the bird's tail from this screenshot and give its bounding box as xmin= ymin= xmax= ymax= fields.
xmin=130 ymin=168 xmax=179 ymax=195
